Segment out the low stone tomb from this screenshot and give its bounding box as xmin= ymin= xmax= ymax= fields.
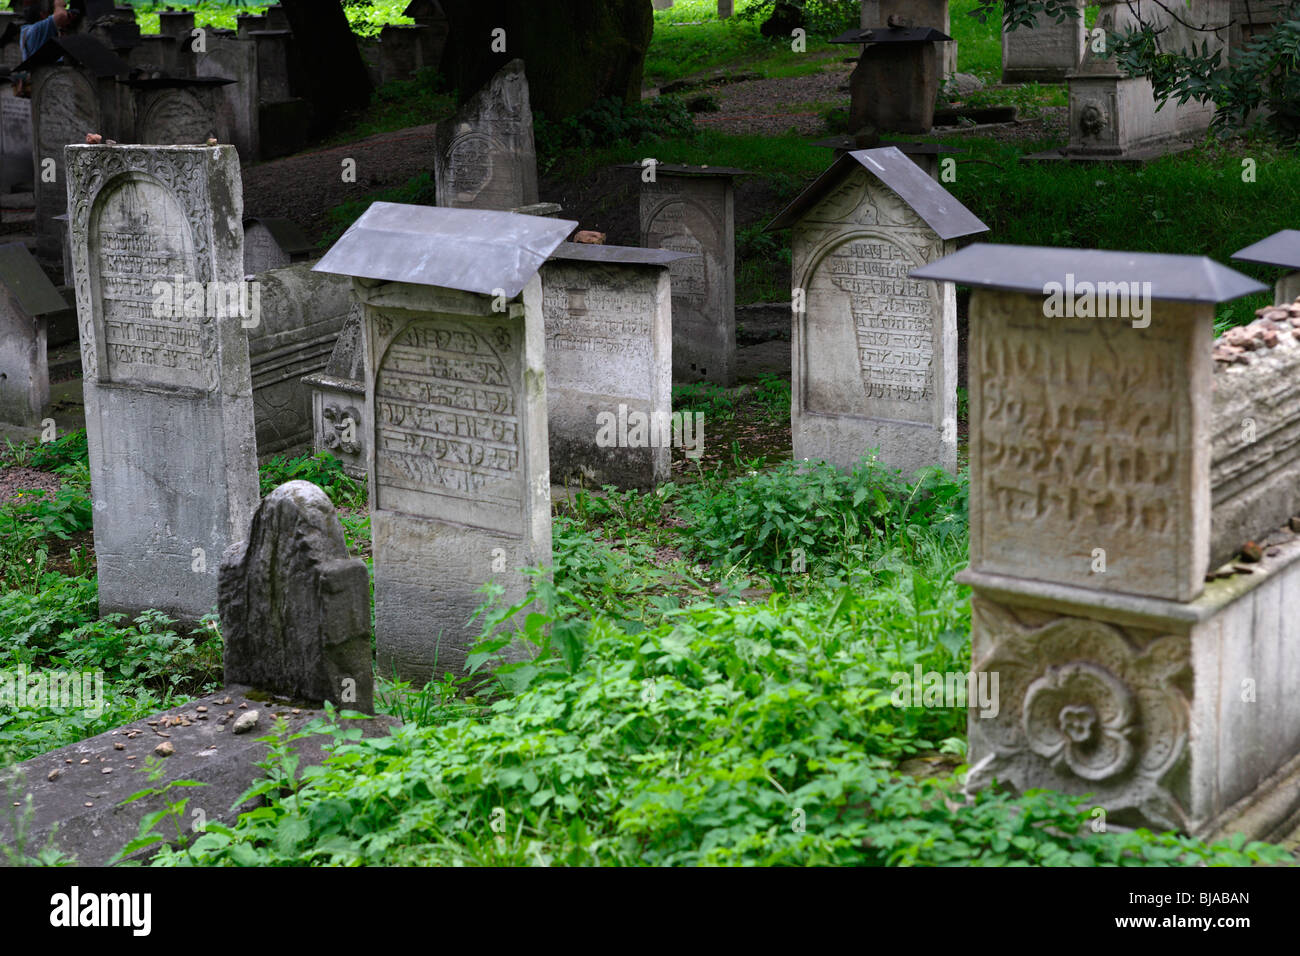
xmin=540 ymin=242 xmax=692 ymax=490
xmin=314 ymin=202 xmax=576 ymax=682
xmin=766 ymin=146 xmax=988 ymax=475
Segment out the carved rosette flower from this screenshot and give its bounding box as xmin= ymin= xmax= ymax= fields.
xmin=966 ymin=600 xmax=1190 ymax=831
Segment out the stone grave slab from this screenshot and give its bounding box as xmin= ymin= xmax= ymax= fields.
xmin=0 ymin=240 xmax=69 ymax=427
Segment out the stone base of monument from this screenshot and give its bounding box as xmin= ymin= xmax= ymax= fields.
xmin=962 ymin=528 xmax=1300 ymax=838
xmin=0 ymin=686 xmax=396 ymax=866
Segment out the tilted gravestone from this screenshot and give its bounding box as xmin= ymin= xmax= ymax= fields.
xmin=540 ymin=242 xmax=692 ymax=490
xmin=315 ymin=202 xmax=575 ymax=682
xmin=220 ymin=480 xmax=374 ymax=714
xmin=66 ymin=143 xmax=259 ymax=624
xmin=911 ymin=245 xmax=1300 ymax=839
xmin=767 ymin=147 xmax=987 ymax=476
xmin=434 ymin=58 xmax=539 ymax=211
xmin=0 ymin=241 xmax=69 ymax=427
xmin=302 ymin=308 xmax=366 ymax=478
xmin=243 ymin=216 xmax=313 ymax=275
xmin=638 ymin=163 xmax=743 ymax=386
xmin=247 ymin=263 xmax=356 ymax=459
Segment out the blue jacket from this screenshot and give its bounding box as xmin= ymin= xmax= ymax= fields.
xmin=19 ymin=15 xmax=59 ymax=63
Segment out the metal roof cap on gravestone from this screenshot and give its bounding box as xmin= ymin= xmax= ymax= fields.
xmin=0 ymin=241 xmax=69 ymax=317
xmin=547 ymin=242 xmax=696 ymax=267
xmin=1231 ymin=230 xmax=1300 ymax=271
xmin=830 ymin=27 xmax=953 ymax=44
xmin=313 ymin=202 xmax=578 ymax=298
xmin=618 ymin=162 xmax=750 ymax=178
xmin=244 ymin=216 xmax=314 ymax=257
xmin=910 ymin=244 xmax=1268 ymax=303
xmin=15 ymin=34 xmax=133 ymax=76
xmin=765 ymin=146 xmax=988 ymax=238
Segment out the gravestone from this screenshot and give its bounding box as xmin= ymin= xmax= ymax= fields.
xmin=767 ymin=147 xmax=987 ymax=476
xmin=302 ymin=308 xmax=366 ymax=478
xmin=0 ymin=86 xmax=32 ymax=192
xmin=0 ymin=241 xmax=69 ymax=427
xmin=540 ymin=242 xmax=691 ymax=490
xmin=638 ymin=163 xmax=742 ymax=386
xmin=911 ymin=244 xmax=1300 ymax=839
xmin=402 ymin=0 xmax=449 ymax=70
xmin=1232 ymin=230 xmax=1300 ymax=306
xmin=243 ymin=216 xmax=313 ymax=275
xmin=314 ymin=202 xmax=575 ymax=682
xmin=66 ymin=143 xmax=259 ymax=624
xmin=832 ymin=26 xmax=953 ymax=135
xmin=247 ymin=263 xmax=356 ymax=459
xmin=861 ymin=0 xmax=956 ymax=79
xmin=132 ymin=79 xmax=230 ymax=146
xmin=652 ymin=0 xmax=674 ymax=8
xmin=1002 ymin=0 xmax=1085 ymax=83
xmin=195 ymin=32 xmax=259 ymax=161
xmin=433 ymin=58 xmax=539 ymax=210
xmin=219 ymin=480 xmax=374 ymax=714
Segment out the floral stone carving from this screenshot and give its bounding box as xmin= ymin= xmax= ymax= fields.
xmin=966 ymin=597 xmax=1191 ymax=831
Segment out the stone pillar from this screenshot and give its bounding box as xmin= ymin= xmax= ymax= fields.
xmin=314 ymin=202 xmax=576 ymax=683
xmin=639 ymin=164 xmax=741 ymax=386
xmin=65 ymin=144 xmax=259 ymax=625
xmin=540 ymin=243 xmax=685 ymax=490
xmin=0 ymin=242 xmax=66 ymax=428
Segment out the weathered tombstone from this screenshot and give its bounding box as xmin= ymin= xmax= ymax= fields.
xmin=718 ymin=0 xmax=734 ymax=17
xmin=402 ymin=0 xmax=449 ymax=70
xmin=247 ymin=263 xmax=356 ymax=459
xmin=24 ymin=37 xmax=133 ymax=263
xmin=0 ymin=241 xmax=68 ymax=427
xmin=378 ymin=23 xmax=431 ymax=83
xmin=219 ymin=480 xmax=374 ymax=714
xmin=66 ymin=143 xmax=259 ymax=624
xmin=832 ymin=26 xmax=953 ymax=135
xmin=1001 ymin=0 xmax=1085 ymax=83
xmin=243 ymin=216 xmax=313 ymax=274
xmin=314 ymin=202 xmax=575 ymax=682
xmin=132 ymin=78 xmax=230 ymax=146
xmin=766 ymin=147 xmax=987 ymax=476
xmin=433 ymin=58 xmax=539 ymax=211
xmin=195 ymin=31 xmax=260 ymax=161
xmin=861 ymin=0 xmax=956 ymax=79
xmin=911 ymin=244 xmax=1300 ymax=840
xmin=638 ymin=162 xmax=742 ymax=386
xmin=0 ymin=86 xmax=33 ymax=192
xmin=302 ymin=308 xmax=366 ymax=478
xmin=540 ymin=242 xmax=691 ymax=490
xmin=1232 ymin=230 xmax=1300 ymax=305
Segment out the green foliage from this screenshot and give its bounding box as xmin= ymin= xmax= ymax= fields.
xmin=673 ymin=381 xmax=739 ymax=422
xmin=321 ymin=172 xmax=439 ymax=249
xmin=752 ymin=373 xmax=792 ymax=424
xmin=142 ymin=580 xmax=1290 ymax=867
xmin=534 ymin=97 xmax=696 ymax=174
xmin=0 ymin=485 xmax=94 ymax=593
xmin=327 ymin=67 xmax=455 ymax=144
xmin=24 ymin=430 xmax=88 ymax=473
xmin=258 ymin=452 xmax=367 ymax=510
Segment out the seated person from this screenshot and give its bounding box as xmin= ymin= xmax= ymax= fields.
xmin=14 ymin=1 xmax=82 ymax=96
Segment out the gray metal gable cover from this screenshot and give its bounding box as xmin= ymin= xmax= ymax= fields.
xmin=910 ymin=243 xmax=1267 ymax=303
xmin=1231 ymin=230 xmax=1300 ymax=271
xmin=314 ymin=202 xmax=579 ymax=298
xmin=546 ymin=242 xmax=695 ymax=267
xmin=0 ymin=242 xmax=68 ymax=318
xmin=766 ymin=147 xmax=988 ymax=239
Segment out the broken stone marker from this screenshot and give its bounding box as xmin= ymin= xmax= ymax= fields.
xmin=767 ymin=147 xmax=988 ymax=476
xmin=314 ymin=202 xmax=575 ymax=683
xmin=0 ymin=241 xmax=70 ymax=427
xmin=219 ymin=480 xmax=374 ymax=714
xmin=433 ymin=58 xmax=539 ymax=211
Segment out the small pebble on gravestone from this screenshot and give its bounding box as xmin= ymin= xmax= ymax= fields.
xmin=1240 ymin=541 xmax=1264 ymax=562
xmin=154 ymin=741 xmax=174 ymax=757
xmin=232 ymin=710 xmax=260 ymax=735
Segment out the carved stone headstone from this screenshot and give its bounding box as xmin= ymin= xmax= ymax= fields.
xmin=248 ymin=263 xmax=355 ymax=459
xmin=540 ymin=243 xmax=688 ymax=490
xmin=66 ymin=144 xmax=259 ymax=624
xmin=767 ymin=147 xmax=987 ymax=476
xmin=0 ymin=241 xmax=68 ymax=427
xmin=639 ymin=163 xmax=741 ymax=386
xmin=134 ymin=82 xmax=226 ymax=146
xmin=1002 ymin=0 xmax=1085 ymax=83
xmin=303 ymin=308 xmax=366 ymax=478
xmin=0 ymin=86 xmax=33 ymax=192
xmin=195 ymin=32 xmax=260 ymax=161
xmin=243 ymin=216 xmax=313 ymax=275
xmin=219 ymin=480 xmax=373 ymax=714
xmin=33 ymin=65 xmax=104 ymax=264
xmin=314 ymin=202 xmax=575 ymax=682
xmin=434 ymin=58 xmax=539 ymax=210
